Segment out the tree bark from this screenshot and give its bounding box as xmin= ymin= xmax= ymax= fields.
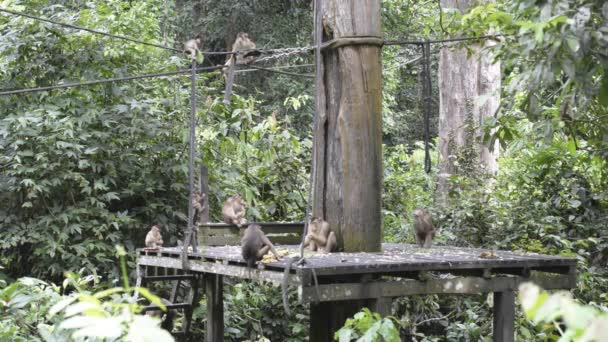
xmin=313 ymin=0 xmax=383 ymax=253
xmin=436 ymin=0 xmax=501 ymax=206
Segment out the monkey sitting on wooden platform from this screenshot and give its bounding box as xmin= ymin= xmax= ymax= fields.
xmin=413 ymin=209 xmax=436 ymax=248
xmin=144 ymin=225 xmax=164 ymax=250
xmin=241 ymin=224 xmax=281 ymax=268
xmin=222 ymin=195 xmax=247 ymax=227
xmin=303 ymin=217 xmax=337 ymax=253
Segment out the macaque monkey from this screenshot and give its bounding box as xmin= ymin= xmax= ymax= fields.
xmin=222 ymin=195 xmax=247 ymax=227
xmin=413 ymin=209 xmax=436 ymax=248
xmin=192 ymin=190 xmax=206 ymax=225
xmin=183 ymin=34 xmax=203 ymax=60
xmin=225 ymin=32 xmax=258 ymax=66
xmin=145 ymin=225 xmax=163 ymax=250
xmin=223 ymin=32 xmax=259 ymax=105
xmin=303 ymin=218 xmax=337 ymax=253
xmin=241 ymin=224 xmax=281 ymax=268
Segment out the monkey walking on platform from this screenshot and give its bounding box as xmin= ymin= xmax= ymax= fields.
xmin=413 ymin=209 xmax=436 ymax=248
xmin=241 ymin=224 xmax=282 ymax=268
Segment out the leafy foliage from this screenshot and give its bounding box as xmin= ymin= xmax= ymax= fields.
xmin=519 ymin=282 xmax=608 ymax=341
xmin=219 ymin=281 xmax=308 ymax=342
xmin=334 ymin=308 xmax=400 ymax=342
xmin=0 ymin=248 xmax=172 ymax=342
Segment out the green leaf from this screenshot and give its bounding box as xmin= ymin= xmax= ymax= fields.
xmin=566 ymin=37 xmax=579 ymax=53
xmin=49 ymin=296 xmax=79 ymax=318
xmin=335 ymin=328 xmax=354 ymax=342
xmin=136 ymin=287 xmax=166 ymax=311
xmin=534 ymin=25 xmax=544 ymax=43
xmin=600 ymin=75 xmax=608 ymax=106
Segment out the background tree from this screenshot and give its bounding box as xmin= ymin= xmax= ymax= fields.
xmin=436 ymin=0 xmax=501 ymax=206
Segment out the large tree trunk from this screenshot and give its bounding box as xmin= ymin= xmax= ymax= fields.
xmin=436 ymin=0 xmax=501 ymax=206
xmin=312 ymin=0 xmax=383 ymax=252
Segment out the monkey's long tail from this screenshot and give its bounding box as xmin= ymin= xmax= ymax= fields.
xmin=281 ymin=257 xmax=298 ymax=316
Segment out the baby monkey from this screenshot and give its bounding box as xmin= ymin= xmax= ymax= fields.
xmin=192 ymin=190 xmax=206 ymax=225
xmin=145 ymin=225 xmax=164 ymax=250
xmin=413 ymin=209 xmax=436 ymax=248
xmin=303 ymin=218 xmax=337 ymax=253
xmin=183 ymin=34 xmax=203 ymax=60
xmin=222 ymin=195 xmax=247 ymax=227
xmin=241 ymin=224 xmax=281 ymax=268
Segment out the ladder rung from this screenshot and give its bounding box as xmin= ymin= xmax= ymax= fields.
xmin=142 ymin=303 xmax=191 ymax=312
xmin=141 ymin=275 xmax=194 ymax=282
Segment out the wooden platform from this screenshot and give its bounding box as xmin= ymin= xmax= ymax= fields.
xmin=138 ymin=243 xmax=576 ymax=298
xmin=137 ymin=243 xmax=576 ymax=342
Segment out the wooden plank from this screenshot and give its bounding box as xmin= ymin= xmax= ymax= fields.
xmin=299 ymin=273 xmax=575 ymax=302
xmin=493 ymin=290 xmax=515 ymax=342
xmin=138 ymin=255 xmax=300 ymax=286
xmin=205 ymin=274 xmax=224 ymax=342
xmin=200 ymin=223 xmax=304 ymax=234
xmin=203 ymin=234 xmax=301 ymax=246
xmin=141 ymin=275 xmax=193 ymax=282
xmin=137 ymin=245 xmax=576 ymax=279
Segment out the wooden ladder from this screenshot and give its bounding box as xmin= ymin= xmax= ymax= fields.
xmin=136 ymin=266 xmax=202 ymax=341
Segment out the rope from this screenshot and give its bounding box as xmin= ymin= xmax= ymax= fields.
xmin=385 ymin=34 xmax=503 ymax=46
xmin=181 ymin=58 xmax=198 ymax=270
xmin=298 ymin=0 xmax=324 ymax=260
xmin=0 ymin=7 xmax=182 ymax=53
xmin=321 ymin=36 xmax=384 ymax=50
xmin=0 ymin=62 xmax=317 ymax=96
xmin=243 ymin=65 xmax=314 ymax=78
xmin=0 ymin=65 xmax=224 ymax=96
xmin=422 ymin=41 xmax=432 ymax=173
xmin=1 ymin=7 xmax=501 ymax=55
xmin=282 ymin=0 xmax=323 ymax=316
xmin=0 ymin=8 xmax=309 ymax=57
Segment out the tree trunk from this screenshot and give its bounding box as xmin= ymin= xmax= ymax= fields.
xmin=436 ymin=0 xmax=501 ymax=206
xmin=312 ymin=0 xmax=383 ymax=253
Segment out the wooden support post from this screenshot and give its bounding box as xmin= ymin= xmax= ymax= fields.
xmin=182 ymin=276 xmax=201 ymax=336
xmin=313 ymin=0 xmax=383 ymax=252
xmin=493 ymin=290 xmax=515 ymax=342
xmin=205 ymin=274 xmax=224 ymax=342
xmin=372 ymin=297 xmax=393 ymax=317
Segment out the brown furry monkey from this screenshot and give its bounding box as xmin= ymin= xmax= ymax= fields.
xmin=413 ymin=209 xmax=436 ymax=248
xmin=222 ymin=195 xmax=247 ymax=227
xmin=225 ymin=32 xmax=258 ymax=66
xmin=192 ymin=190 xmax=206 ymax=225
xmin=183 ymin=35 xmax=202 ymax=60
xmin=223 ymin=32 xmax=259 ymax=105
xmin=145 ymin=225 xmax=163 ymax=250
xmin=241 ymin=224 xmax=281 ymax=268
xmin=303 ymin=218 xmax=337 ymax=253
